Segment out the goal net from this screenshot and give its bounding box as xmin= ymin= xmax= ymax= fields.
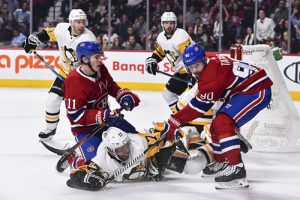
xmin=230 ymin=44 xmax=300 ymax=152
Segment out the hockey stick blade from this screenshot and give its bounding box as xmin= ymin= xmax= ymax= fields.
xmin=40 ymin=140 xmax=68 ymax=155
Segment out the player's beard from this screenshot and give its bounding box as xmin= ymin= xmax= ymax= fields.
xmin=164 ymin=27 xmax=175 ymax=36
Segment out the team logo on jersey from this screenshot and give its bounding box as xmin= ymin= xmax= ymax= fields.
xmin=61 ymin=46 xmax=78 ymax=67
xmin=87 ymin=146 xmax=95 ymax=153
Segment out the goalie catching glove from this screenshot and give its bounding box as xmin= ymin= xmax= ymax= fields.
xmin=116 ymin=89 xmax=140 ymax=111
xmin=145 ymin=57 xmax=159 ymax=75
xmin=66 ymin=165 xmax=109 ymax=191
xmin=145 ymin=159 xmax=164 ymax=181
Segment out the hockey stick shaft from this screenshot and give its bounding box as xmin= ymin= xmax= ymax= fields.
xmin=34 ymin=51 xmax=65 ymax=81
xmin=157 ymin=70 xmax=193 ymax=86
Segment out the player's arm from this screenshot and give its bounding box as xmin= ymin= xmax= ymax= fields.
xmin=22 ymin=27 xmax=56 ymax=53
xmin=145 ymin=43 xmax=165 ymax=75
xmin=102 ymin=65 xmax=140 ymax=111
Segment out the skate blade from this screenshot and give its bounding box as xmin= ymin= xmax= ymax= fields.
xmin=215 ymin=178 xmax=249 ymax=190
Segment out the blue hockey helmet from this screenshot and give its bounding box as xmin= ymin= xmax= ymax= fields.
xmin=76 ymin=41 xmax=102 ymax=63
xmin=183 ymin=44 xmax=207 ymax=67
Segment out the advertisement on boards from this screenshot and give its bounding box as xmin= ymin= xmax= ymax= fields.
xmin=0 ymin=49 xmax=299 ymax=100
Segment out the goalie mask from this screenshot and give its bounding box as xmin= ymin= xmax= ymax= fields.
xmin=102 ymin=127 xmax=130 ymax=162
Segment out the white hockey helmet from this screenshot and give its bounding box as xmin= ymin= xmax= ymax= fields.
xmin=102 ymin=127 xmax=130 ymax=161
xmin=161 ymin=12 xmax=177 ymax=29
xmin=68 ymin=9 xmax=88 ymax=26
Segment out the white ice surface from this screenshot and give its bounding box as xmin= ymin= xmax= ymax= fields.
xmin=0 ymin=88 xmax=300 ymax=200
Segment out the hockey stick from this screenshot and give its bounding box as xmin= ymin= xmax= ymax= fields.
xmin=157 ymin=70 xmax=193 ymax=87
xmin=34 ymin=51 xmax=65 ymax=81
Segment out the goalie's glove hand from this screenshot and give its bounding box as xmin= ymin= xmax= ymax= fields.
xmin=145 ymin=57 xmax=159 ymax=75
xmin=96 ymin=108 xmax=123 ymax=126
xmin=161 ymin=116 xmax=182 ymax=141
xmin=116 ymin=89 xmax=140 ymax=111
xmin=22 ymin=34 xmax=41 ymax=53
xmin=67 ymin=168 xmax=109 ymax=191
xmin=145 ymin=160 xmax=164 ymax=181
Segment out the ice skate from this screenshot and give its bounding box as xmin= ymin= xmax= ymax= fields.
xmin=215 ymin=163 xmax=249 ymax=189
xmin=201 ymin=161 xmax=228 ymax=178
xmin=38 ymin=128 xmax=56 ymax=141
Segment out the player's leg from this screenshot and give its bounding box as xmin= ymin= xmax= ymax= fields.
xmin=163 ymin=72 xmax=194 ymax=112
xmin=39 ymin=77 xmax=64 ymax=140
xmin=212 ymin=88 xmax=271 ymax=189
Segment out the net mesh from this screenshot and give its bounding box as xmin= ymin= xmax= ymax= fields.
xmin=234 ymin=44 xmax=300 ymax=152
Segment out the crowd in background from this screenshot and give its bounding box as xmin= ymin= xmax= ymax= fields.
xmin=1 ymin=0 xmax=300 ymax=53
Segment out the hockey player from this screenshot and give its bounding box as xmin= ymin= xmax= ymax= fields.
xmin=66 ymin=126 xmax=213 ymax=191
xmin=160 ymin=43 xmax=273 ymax=189
xmin=145 ymin=12 xmax=196 ymax=112
xmin=22 ymin=9 xmax=97 ymax=141
xmin=60 ymin=41 xmax=140 ymax=172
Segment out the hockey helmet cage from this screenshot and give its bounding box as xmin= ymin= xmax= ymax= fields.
xmin=183 ymin=43 xmax=207 ymax=67
xmin=76 ymin=41 xmax=102 ymax=63
xmin=161 ymin=12 xmax=177 ymax=29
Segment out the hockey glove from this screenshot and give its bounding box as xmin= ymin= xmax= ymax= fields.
xmin=96 ymin=108 xmax=122 ymax=126
xmin=22 ymin=34 xmax=42 ymax=53
xmin=145 ymin=57 xmax=159 ymax=75
xmin=116 ymin=89 xmax=140 ymax=111
xmin=145 ymin=159 xmax=164 ymax=181
xmin=67 ymin=169 xmax=109 ymax=191
xmin=161 ymin=116 xmax=182 ymax=141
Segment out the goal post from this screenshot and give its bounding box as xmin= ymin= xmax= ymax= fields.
xmin=230 ymin=44 xmax=300 ymax=152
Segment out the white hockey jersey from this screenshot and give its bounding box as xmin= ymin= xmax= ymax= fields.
xmin=44 ymin=22 xmax=97 ymax=77
xmin=154 ymin=28 xmax=194 ymax=72
xmin=95 ymin=134 xmax=148 ymax=182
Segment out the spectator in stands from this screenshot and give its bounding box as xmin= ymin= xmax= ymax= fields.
xmin=11 ymin=28 xmax=26 ymax=47
xmin=209 ymin=0 xmax=229 ymax=24
xmin=243 ymin=27 xmax=255 ymax=45
xmin=273 ymin=0 xmax=288 ymax=25
xmin=111 ymin=36 xmax=124 ymax=50
xmin=116 ymin=14 xmax=132 ymax=42
xmin=185 ymin=5 xmax=200 ymax=25
xmin=124 ymin=26 xmax=141 ymax=44
xmin=194 ymin=24 xmax=208 ymax=49
xmin=199 ymin=7 xmax=210 ymax=26
xmin=255 ymin=9 xmax=275 ymax=44
xmin=123 ymin=35 xmax=143 ymax=50
xmin=227 ymin=2 xmax=244 ymax=44
xmin=133 ymin=15 xmax=147 ymax=41
xmin=13 ymin=1 xmax=30 ymax=35
xmin=243 ymin=0 xmax=255 ymax=28
xmin=210 ymin=13 xmax=225 ymax=50
xmin=102 ymin=25 xmax=119 ymax=49
xmin=291 ymin=7 xmax=300 ymax=51
xmin=146 ymin=24 xmax=159 ymax=50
